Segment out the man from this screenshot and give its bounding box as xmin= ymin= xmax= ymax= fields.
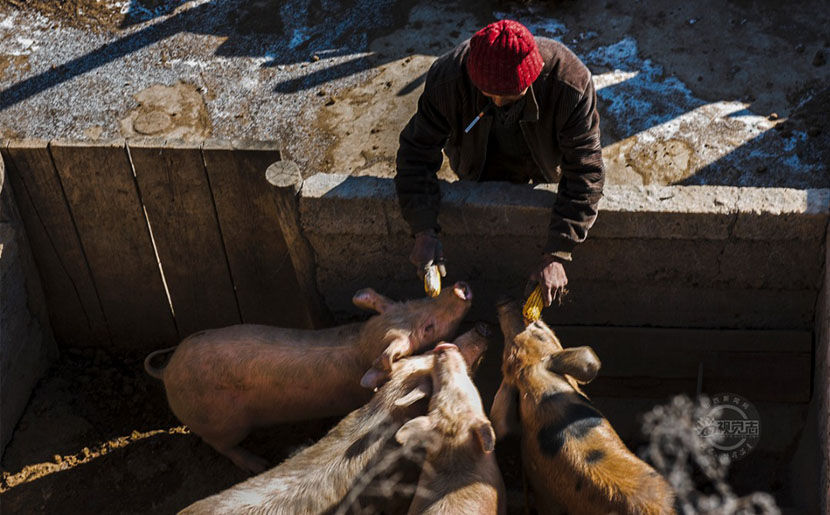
xmin=395 ymin=19 xmax=604 ymax=307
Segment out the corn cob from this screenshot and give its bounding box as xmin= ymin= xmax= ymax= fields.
xmin=424 ymin=265 xmax=441 ymax=297
xmin=523 ymin=285 xmax=544 ymax=324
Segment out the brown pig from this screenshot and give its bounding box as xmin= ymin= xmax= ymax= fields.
xmin=395 ymin=342 xmax=506 ymax=515
xmin=144 ymin=283 xmax=473 ymax=472
xmin=490 ymin=300 xmax=676 ymax=515
xmin=179 ymin=326 xmax=490 ymax=515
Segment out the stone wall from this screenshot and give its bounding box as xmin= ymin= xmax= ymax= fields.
xmin=0 ymin=154 xmax=56 ymax=459
xmin=299 ymin=173 xmax=829 ymax=329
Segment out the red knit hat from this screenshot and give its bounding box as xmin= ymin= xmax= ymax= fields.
xmin=466 ymin=20 xmax=544 ymax=95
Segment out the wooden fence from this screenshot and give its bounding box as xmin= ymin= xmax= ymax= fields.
xmin=2 ymin=139 xmax=325 ymax=350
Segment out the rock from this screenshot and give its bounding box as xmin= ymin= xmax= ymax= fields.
xmin=813 ymin=50 xmax=826 ymax=66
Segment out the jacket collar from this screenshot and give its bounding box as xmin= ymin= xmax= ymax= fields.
xmin=472 ymin=83 xmax=540 ymax=123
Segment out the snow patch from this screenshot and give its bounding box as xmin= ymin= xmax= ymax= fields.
xmin=289 ymin=28 xmax=311 ymax=50
xmin=493 ymin=6 xmax=567 ymax=39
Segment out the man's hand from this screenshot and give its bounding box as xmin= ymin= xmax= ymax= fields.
xmin=528 ymin=254 xmax=568 ymax=307
xmin=409 ymin=229 xmax=446 ymax=279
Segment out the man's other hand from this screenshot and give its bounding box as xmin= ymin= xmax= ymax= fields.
xmin=529 ymin=254 xmax=568 ymax=307
xmin=409 ymin=229 xmax=446 ymax=279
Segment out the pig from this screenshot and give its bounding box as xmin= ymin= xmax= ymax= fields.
xmin=144 ymin=283 xmax=473 ymax=473
xmin=395 ymin=342 xmax=506 ymax=515
xmin=179 ymin=325 xmax=490 ymax=515
xmin=490 ymin=300 xmax=676 ymax=515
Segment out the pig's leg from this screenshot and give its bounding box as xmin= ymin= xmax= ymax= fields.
xmin=200 ymin=429 xmax=269 ymax=474
xmin=213 ymin=444 xmax=269 ymax=474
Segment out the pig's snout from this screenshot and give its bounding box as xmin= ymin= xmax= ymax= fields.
xmin=452 ymin=281 xmax=473 ymax=301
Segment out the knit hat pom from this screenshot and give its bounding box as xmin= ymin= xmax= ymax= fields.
xmin=466 ymin=20 xmax=544 ymax=95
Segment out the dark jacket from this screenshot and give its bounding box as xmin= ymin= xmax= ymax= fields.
xmin=394 ymin=37 xmax=605 ymax=258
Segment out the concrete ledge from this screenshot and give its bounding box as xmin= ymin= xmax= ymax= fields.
xmin=300 ymin=174 xmax=828 ymax=330
xmin=301 ymin=174 xmax=830 ymax=240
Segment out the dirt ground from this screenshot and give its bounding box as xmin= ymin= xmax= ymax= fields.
xmin=0 ymin=345 xmax=338 ymax=513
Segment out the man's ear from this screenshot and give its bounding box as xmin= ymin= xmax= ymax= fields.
xmin=472 ymin=418 xmax=496 ymax=454
xmin=547 ymin=346 xmax=601 ymax=384
xmin=394 ymin=378 xmax=432 ymax=407
xmin=395 ymin=416 xmax=434 ymax=447
xmin=490 ymin=380 xmax=521 ymax=439
xmin=352 ymin=288 xmax=395 ymax=313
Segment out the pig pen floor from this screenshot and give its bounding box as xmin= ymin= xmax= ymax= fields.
xmin=0 ymin=340 xmax=802 ymax=513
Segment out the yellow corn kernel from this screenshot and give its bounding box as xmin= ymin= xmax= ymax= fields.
xmin=523 ymin=285 xmax=544 ymax=324
xmin=424 ymin=265 xmax=441 ymax=297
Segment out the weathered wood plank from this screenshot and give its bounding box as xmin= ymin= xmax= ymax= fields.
xmin=266 ymin=160 xmax=332 ymax=328
xmin=201 ymin=140 xmax=312 ymax=328
xmin=555 ymin=326 xmax=812 ymax=403
xmin=130 ymin=140 xmax=241 ymax=337
xmin=49 ymin=140 xmax=177 ymax=350
xmin=2 ymin=140 xmax=110 ymax=347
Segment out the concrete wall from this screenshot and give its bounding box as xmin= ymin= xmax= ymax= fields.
xmin=299 ymin=174 xmax=829 ymax=329
xmin=0 ymin=153 xmax=56 ymax=459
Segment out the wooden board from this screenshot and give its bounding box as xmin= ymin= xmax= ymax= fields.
xmin=202 ymin=140 xmax=311 ymax=328
xmin=2 ymin=140 xmax=110 ymax=347
xmin=553 ymin=326 xmax=813 ymax=403
xmin=49 ymin=140 xmax=177 ymax=350
xmin=130 ymin=141 xmax=241 ymax=337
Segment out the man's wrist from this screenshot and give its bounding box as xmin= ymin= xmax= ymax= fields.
xmin=545 ymin=251 xmax=572 ymax=263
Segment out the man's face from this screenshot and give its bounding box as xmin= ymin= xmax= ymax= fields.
xmin=481 ymin=87 xmax=528 ymax=107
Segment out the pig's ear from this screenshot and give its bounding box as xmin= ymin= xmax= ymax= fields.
xmin=490 ymin=380 xmax=521 ymax=439
xmin=352 ymin=288 xmax=395 ymax=313
xmin=394 ymin=378 xmax=432 ymax=407
xmin=360 ymin=366 xmax=388 ymax=389
xmin=376 ymin=333 xmax=414 ymax=371
xmin=472 ymin=418 xmax=496 ymax=454
xmin=547 ymin=346 xmax=601 ymax=384
xmin=395 ymin=416 xmax=434 ymax=447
